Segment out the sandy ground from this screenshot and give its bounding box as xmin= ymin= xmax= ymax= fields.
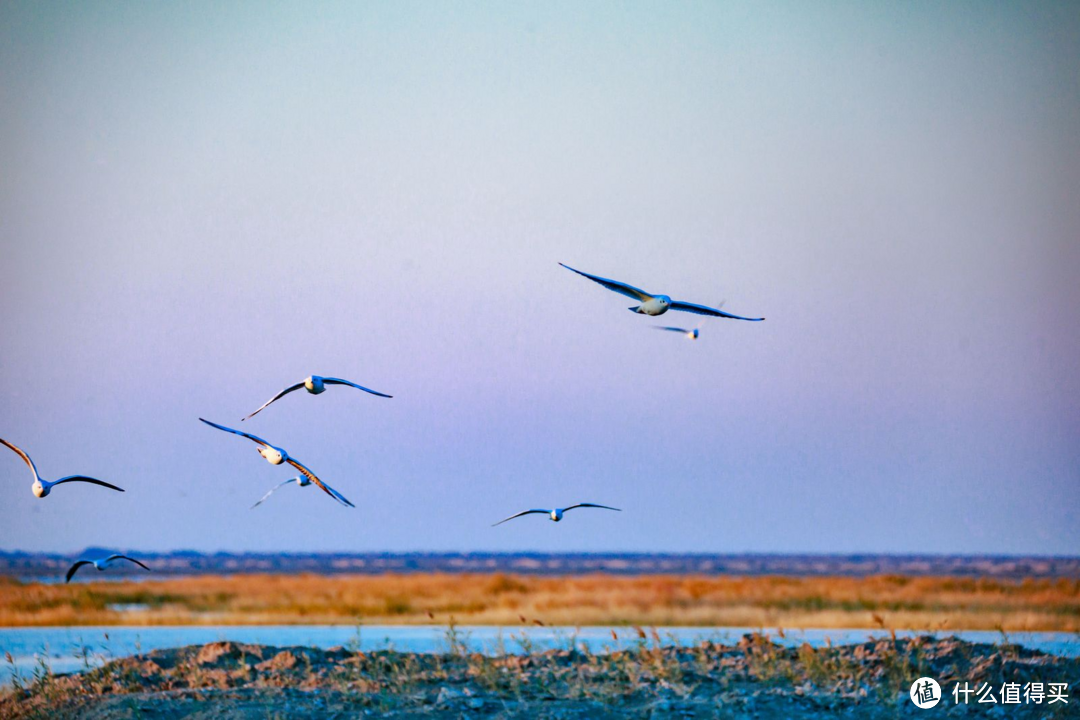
xmin=2 ymin=634 xmax=1077 ymax=718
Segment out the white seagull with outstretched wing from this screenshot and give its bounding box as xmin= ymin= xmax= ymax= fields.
xmin=243 ymin=375 xmax=391 ymax=421
xmin=199 ymin=419 xmax=355 ymax=508
xmin=559 ymin=263 xmax=763 ymax=321
xmin=65 ymin=554 xmax=151 ymax=583
xmin=654 ymin=326 xmax=700 ymax=340
xmin=250 ymin=475 xmax=312 ymax=509
xmin=0 ymin=438 xmax=125 ymax=498
xmin=493 ymin=503 xmax=621 ymax=526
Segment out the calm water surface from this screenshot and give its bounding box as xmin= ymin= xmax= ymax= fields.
xmin=2 ymin=625 xmax=1078 ymax=685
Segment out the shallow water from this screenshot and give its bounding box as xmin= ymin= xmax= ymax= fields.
xmin=1 ymin=625 xmax=1077 ymax=686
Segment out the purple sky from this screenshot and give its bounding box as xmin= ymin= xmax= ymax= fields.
xmin=1 ymin=2 xmax=1078 ymax=555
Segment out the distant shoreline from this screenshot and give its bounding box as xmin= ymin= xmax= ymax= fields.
xmin=2 ymin=551 xmax=1078 ymax=580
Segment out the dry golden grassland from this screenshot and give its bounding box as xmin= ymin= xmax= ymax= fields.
xmin=0 ymin=573 xmax=1076 ymax=630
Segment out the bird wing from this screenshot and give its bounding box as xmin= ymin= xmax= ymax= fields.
xmin=242 ymin=383 xmax=305 ymax=421
xmin=52 ymin=476 xmax=125 ymax=492
xmin=65 ymin=560 xmax=93 ymax=583
xmin=250 ymin=478 xmax=297 ymax=509
xmin=564 ymin=503 xmax=621 ymax=512
xmin=492 ymin=509 xmax=550 ymax=526
xmin=107 ymin=555 xmax=151 ymax=572
xmin=321 ymin=378 xmax=393 ymax=398
xmin=0 ymin=438 xmax=39 ymax=479
xmin=558 ymin=263 xmax=654 ymax=302
xmin=653 ymin=326 xmax=691 ymax=333
xmin=669 ymin=300 xmax=763 ymax=321
xmin=199 ymin=418 xmax=272 ymax=447
xmin=691 ymin=300 xmax=723 ymax=332
xmin=285 ymin=457 xmax=355 ymax=508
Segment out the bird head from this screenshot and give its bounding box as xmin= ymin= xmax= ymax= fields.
xmin=656 ymin=295 xmax=671 ymax=307
xmin=32 ymin=481 xmax=48 ymax=498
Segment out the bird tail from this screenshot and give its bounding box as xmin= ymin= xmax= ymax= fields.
xmin=628 ymin=305 xmax=642 ymax=313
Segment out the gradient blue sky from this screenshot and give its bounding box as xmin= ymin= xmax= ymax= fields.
xmin=1 ymin=1 xmax=1078 ymax=555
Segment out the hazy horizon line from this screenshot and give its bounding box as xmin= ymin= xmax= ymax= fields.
xmin=3 ymin=548 xmax=1078 ymax=560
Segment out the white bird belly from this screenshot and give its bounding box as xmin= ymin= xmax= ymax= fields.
xmin=640 ymin=299 xmax=668 ymax=316
xmin=260 ymin=448 xmax=286 ymax=464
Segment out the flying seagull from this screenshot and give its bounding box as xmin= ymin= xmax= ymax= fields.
xmin=65 ymin=554 xmax=150 ymax=583
xmin=199 ymin=419 xmax=355 ymax=507
xmin=250 ymin=475 xmax=311 ymax=509
xmin=493 ymin=503 xmax=621 ymax=526
xmin=654 ymin=326 xmax=700 ymax=340
xmin=0 ymin=438 xmax=124 ymax=498
xmin=243 ymin=375 xmax=391 ymax=421
xmin=559 ymin=263 xmax=763 ymax=320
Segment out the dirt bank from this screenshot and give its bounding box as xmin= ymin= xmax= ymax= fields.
xmin=3 ymin=634 xmax=1077 ymax=718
